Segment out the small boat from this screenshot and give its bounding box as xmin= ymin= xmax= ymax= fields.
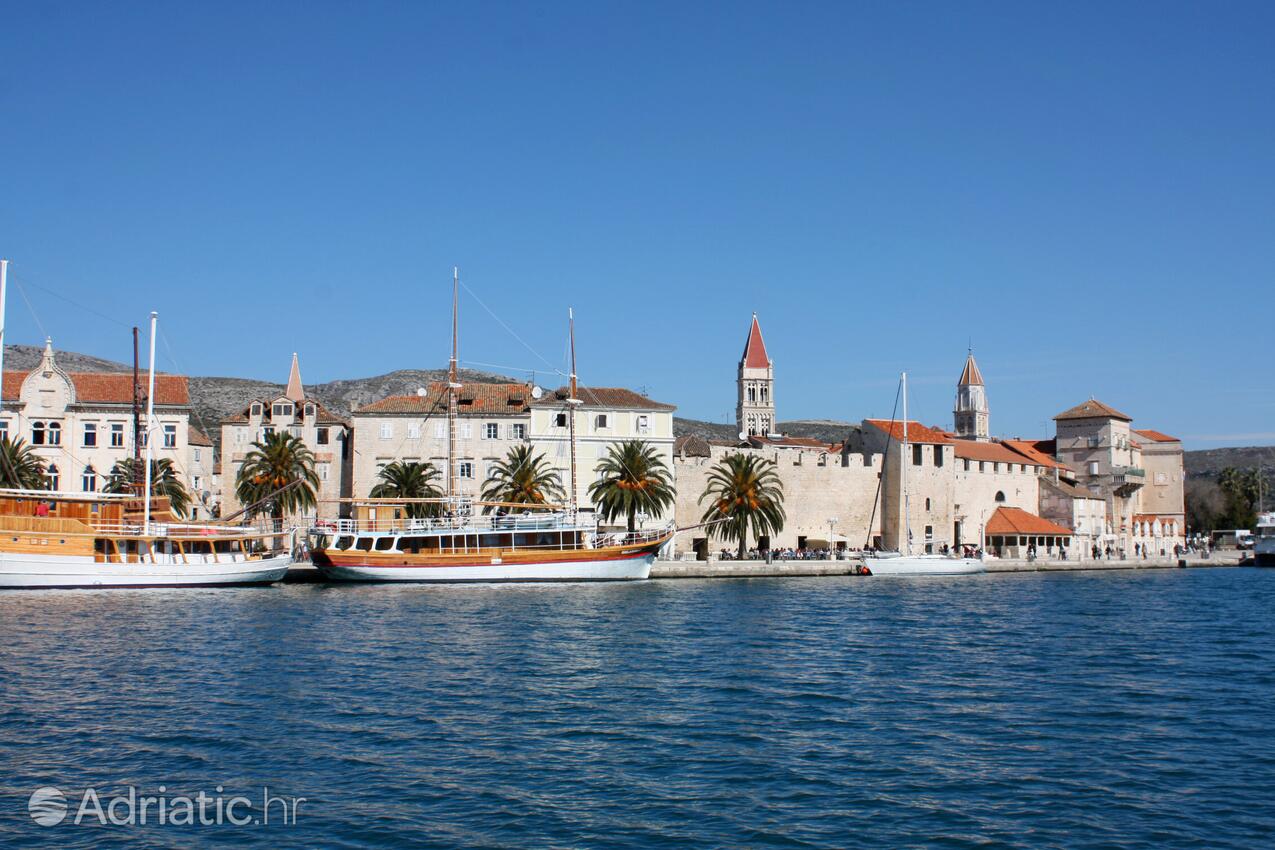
xmin=307 ymin=270 xmax=672 ymax=583
xmin=864 ymin=371 xmax=985 ymax=577
xmin=1257 ymin=511 xmax=1275 ymax=567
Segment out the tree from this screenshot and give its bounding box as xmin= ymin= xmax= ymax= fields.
xmin=698 ymin=452 xmax=786 ymax=560
xmin=235 ymin=431 xmax=320 ymax=521
xmin=103 ymin=457 xmax=192 ymax=517
xmin=1218 ymin=466 xmax=1262 ymax=530
xmin=481 ymin=445 xmax=564 ymax=512
xmin=370 ymin=460 xmax=443 ymax=518
xmin=0 ymin=436 xmax=50 ymax=490
xmin=588 ymin=440 xmax=675 ymax=532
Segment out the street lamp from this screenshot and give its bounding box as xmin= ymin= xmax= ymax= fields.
xmin=827 ymin=516 xmax=839 ymax=559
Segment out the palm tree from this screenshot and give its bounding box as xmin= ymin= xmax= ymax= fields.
xmin=0 ymin=436 xmax=49 ymax=490
xmin=698 ymin=452 xmax=785 ymax=560
xmin=103 ymin=457 xmax=192 ymax=517
xmin=370 ymin=460 xmax=443 ymax=518
xmin=482 ymin=445 xmax=564 ymax=512
xmin=235 ymin=431 xmax=320 ymax=521
xmin=588 ymin=439 xmax=675 ymax=532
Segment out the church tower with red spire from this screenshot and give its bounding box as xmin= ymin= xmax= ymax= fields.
xmin=737 ymin=313 xmax=775 ymax=437
xmin=954 ymin=350 xmax=989 ymax=441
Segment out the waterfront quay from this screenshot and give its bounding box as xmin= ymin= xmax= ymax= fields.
xmin=649 ymin=550 xmax=1249 ymax=579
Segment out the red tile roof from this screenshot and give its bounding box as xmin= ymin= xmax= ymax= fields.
xmin=748 ymin=435 xmax=835 ymax=450
xmin=1054 ymin=399 xmax=1132 ymax=422
xmin=740 ymin=314 xmax=771 ymax=369
xmin=188 ymin=427 xmax=214 ymax=447
xmin=357 ymin=382 xmax=531 ymax=415
xmin=1001 ymin=439 xmax=1067 ymax=470
xmin=986 ymin=507 xmax=1074 ymax=537
xmin=3 ymin=370 xmax=190 ymax=405
xmin=1133 ymin=428 xmax=1179 ymax=443
xmin=539 ymin=386 xmax=675 ymax=411
xmin=953 ymin=440 xmax=1039 ymax=466
xmin=864 ymin=419 xmax=952 ymax=445
xmin=958 ymin=353 xmax=984 ymax=386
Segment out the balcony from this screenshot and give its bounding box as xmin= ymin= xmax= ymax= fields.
xmin=1110 ymin=466 xmax=1145 ymax=496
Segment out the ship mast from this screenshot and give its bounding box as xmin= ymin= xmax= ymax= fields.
xmin=132 ymin=326 xmax=142 ymax=494
xmin=901 ymin=370 xmax=910 ymax=557
xmin=0 ymin=260 xmax=7 ymax=409
xmin=142 ymin=312 xmax=157 ymax=535
xmin=568 ymin=307 xmax=580 ymax=514
xmin=447 ymin=267 xmax=460 ymax=501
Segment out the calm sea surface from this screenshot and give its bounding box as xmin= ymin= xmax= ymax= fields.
xmin=2 ymin=568 xmax=1274 ymax=848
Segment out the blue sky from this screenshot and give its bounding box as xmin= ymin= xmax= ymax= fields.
xmin=2 ymin=2 xmax=1272 ymax=448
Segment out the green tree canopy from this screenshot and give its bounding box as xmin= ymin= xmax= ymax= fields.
xmin=588 ymin=440 xmax=675 ymax=532
xmin=103 ymin=457 xmax=192 ymax=518
xmin=698 ymin=452 xmax=785 ymax=560
xmin=370 ymin=460 xmax=444 ymax=518
xmin=235 ymin=431 xmax=320 ymax=520
xmin=0 ymin=436 xmax=50 ymax=490
xmin=481 ymin=445 xmax=564 ymax=512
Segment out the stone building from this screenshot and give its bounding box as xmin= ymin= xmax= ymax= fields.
xmin=351 ymin=382 xmax=534 ymax=502
xmin=0 ymin=340 xmax=200 ymax=504
xmin=350 ymin=381 xmax=677 ymax=525
xmin=1130 ymin=428 xmax=1186 ymax=554
xmin=529 ymin=385 xmax=677 ymax=521
xmin=952 ymin=440 xmax=1044 ymax=548
xmin=671 ymin=435 xmax=882 ymax=558
xmin=187 ymin=427 xmax=217 ymax=520
xmin=849 ymin=420 xmax=954 ymax=553
xmin=1039 ymin=476 xmax=1107 ymax=557
xmin=737 ymin=314 xmax=775 ymax=438
xmin=219 ymin=354 xmax=352 ymax=521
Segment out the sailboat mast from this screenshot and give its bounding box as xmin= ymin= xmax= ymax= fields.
xmin=447 ymin=267 xmax=459 ymax=500
xmin=568 ymin=307 xmax=579 ymax=514
xmin=0 ymin=260 xmax=7 ymax=402
xmin=142 ymin=312 xmax=157 ymax=535
xmin=901 ymin=371 xmax=910 ymax=557
xmin=132 ymin=326 xmax=142 ymax=490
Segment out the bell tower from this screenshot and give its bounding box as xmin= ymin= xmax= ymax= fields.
xmin=954 ymin=350 xmax=989 ymax=440
xmin=737 ymin=313 xmax=775 ymax=437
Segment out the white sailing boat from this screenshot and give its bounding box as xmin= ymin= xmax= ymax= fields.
xmin=864 ymin=371 xmax=984 ymax=577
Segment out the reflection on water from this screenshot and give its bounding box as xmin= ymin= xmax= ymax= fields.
xmin=2 ymin=569 xmax=1273 ymax=848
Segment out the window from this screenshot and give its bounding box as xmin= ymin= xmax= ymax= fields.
xmin=594 ymin=414 xmax=609 ymax=430
xmin=305 ymin=403 xmax=316 ymax=419
xmin=46 ymin=464 xmax=60 ymax=489
xmin=380 ymin=423 xmax=393 ymax=440
xmin=407 ymin=423 xmax=420 ymax=439
xmin=317 ymin=427 xmax=330 ymax=445
xmin=289 ymin=425 xmax=302 ymax=438
xmin=434 ymin=422 xmax=446 ymax=439
xmin=194 ymin=448 xmax=202 ymax=463
xmin=110 ymin=422 xmax=125 ymax=447
xmin=250 ymin=402 xmax=262 ymax=417
xmin=273 ymin=402 xmax=293 ymax=418
xmin=934 ymin=446 xmax=943 ymax=468
xmin=636 ymin=415 xmax=649 ymax=435
xmin=760 ymin=386 xmax=768 ymax=403
xmin=49 ymin=422 xmax=62 ymax=445
xmin=318 ymin=463 xmax=330 ymax=482
xmin=83 ymin=422 xmax=97 ymax=447
xmin=485 ymin=423 xmax=500 ymax=440
xmin=925 ymin=498 xmax=931 ymax=511
xmin=555 ymin=413 xmax=568 ymax=428
xmin=193 ymin=475 xmax=202 ymax=491
xmin=460 ymin=422 xmax=472 ymax=439
xmin=912 ymin=444 xmax=923 ymax=466
xmin=261 ymin=427 xmax=274 ymax=441
xmin=163 ymin=424 xmax=176 ymax=448
xmin=963 ymin=459 xmax=970 ymax=471
xmin=32 ymin=421 xmax=46 ymax=445
xmin=0 ymin=420 xmax=7 ymax=441
xmin=979 ymin=461 xmax=985 ymax=473
xmin=140 ymin=429 xmax=149 ymax=448
xmin=81 ymin=466 xmax=96 ymax=492
xmin=747 ymin=385 xmax=756 ymax=403
xmin=511 ymin=423 xmax=526 ymax=440
xmin=458 ymin=461 xmax=474 ymax=479
xmin=995 ymin=491 xmax=1006 ymax=503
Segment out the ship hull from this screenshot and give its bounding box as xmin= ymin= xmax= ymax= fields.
xmin=864 ymin=555 xmax=986 ymax=576
xmin=0 ymin=552 xmax=293 ymax=589
xmin=312 ymin=548 xmax=655 ymax=583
